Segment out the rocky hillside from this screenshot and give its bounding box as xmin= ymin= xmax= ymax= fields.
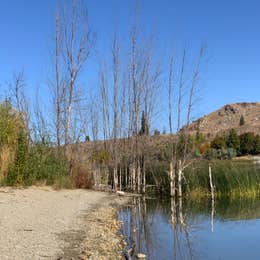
xmin=187 ymin=102 xmax=260 ymax=138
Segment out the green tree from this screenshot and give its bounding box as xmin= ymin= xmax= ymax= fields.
xmin=153 ymin=129 xmax=160 ymax=136
xmin=139 ymin=111 xmax=149 ymax=136
xmin=6 ymin=129 xmax=28 ymax=185
xmin=239 ymin=132 xmax=255 ymax=155
xmin=239 ymin=115 xmax=245 ymax=126
xmin=254 ymin=135 xmax=260 ymax=154
xmin=225 ymin=129 xmax=240 ymax=152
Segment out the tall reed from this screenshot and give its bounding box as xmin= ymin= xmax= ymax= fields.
xmin=185 ymin=160 xmax=260 ymax=198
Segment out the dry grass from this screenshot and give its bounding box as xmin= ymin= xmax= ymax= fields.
xmin=83 ymin=206 xmax=125 ymax=260
xmin=0 ymin=145 xmax=15 ymax=181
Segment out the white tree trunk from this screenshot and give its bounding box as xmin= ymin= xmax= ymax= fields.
xmin=169 ymin=161 xmax=175 ymax=197
xmin=178 ymin=161 xmax=182 ymax=198
xmin=209 ymin=164 xmax=215 ymax=232
xmin=137 ymin=161 xmax=141 ymax=193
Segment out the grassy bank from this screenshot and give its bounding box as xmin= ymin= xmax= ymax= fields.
xmin=185 ymin=159 xmax=260 ymax=198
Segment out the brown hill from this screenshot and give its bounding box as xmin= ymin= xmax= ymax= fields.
xmin=71 ymin=102 xmax=260 ymax=164
xmin=186 ymin=102 xmax=260 ymax=138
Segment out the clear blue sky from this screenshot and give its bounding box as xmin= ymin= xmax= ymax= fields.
xmin=0 ymin=0 xmax=259 ymax=130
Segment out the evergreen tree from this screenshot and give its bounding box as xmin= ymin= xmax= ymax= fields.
xmin=7 ymin=129 xmax=28 ymax=185
xmin=225 ymin=129 xmax=240 ymax=152
xmin=254 ymin=135 xmax=260 ymax=154
xmin=153 ymin=129 xmax=160 ymax=136
xmin=139 ymin=111 xmax=149 ymax=135
xmin=239 ymin=115 xmax=245 ymax=126
xmin=239 ymin=132 xmax=255 ymax=155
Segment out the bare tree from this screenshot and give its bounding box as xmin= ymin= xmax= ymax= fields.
xmin=10 ymin=71 xmax=31 ymax=140
xmin=49 ymin=13 xmax=65 ymax=147
xmin=168 ymin=56 xmax=174 ymax=135
xmin=89 ymin=97 xmax=99 ymax=142
xmin=33 ymin=88 xmax=49 ymax=143
xmin=99 ymin=66 xmax=110 ymax=145
xmin=176 ymin=50 xmax=186 ymax=198
xmin=61 ymin=0 xmax=94 ymax=146
xmin=168 ymin=56 xmax=175 ymax=197
xmin=112 ymin=33 xmax=120 ymax=191
xmin=54 ymin=14 xmax=62 ymax=147
xmin=167 ymin=47 xmax=205 ymax=198
xmin=49 ymin=0 xmax=94 ymax=148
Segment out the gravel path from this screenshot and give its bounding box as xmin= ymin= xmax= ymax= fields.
xmin=0 ymin=187 xmax=122 ymax=260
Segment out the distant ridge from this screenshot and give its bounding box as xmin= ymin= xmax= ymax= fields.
xmin=187 ymin=102 xmax=260 ymax=138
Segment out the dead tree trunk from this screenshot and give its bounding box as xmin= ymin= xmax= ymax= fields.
xmin=177 ymin=160 xmax=183 ymax=198
xmin=61 ymin=1 xmax=94 ymax=146
xmin=142 ymin=160 xmax=146 ymax=194
xmin=209 ymin=164 xmax=215 ymax=232
xmin=169 ymin=161 xmax=176 ymax=197
xmin=55 ymin=15 xmax=62 ymax=147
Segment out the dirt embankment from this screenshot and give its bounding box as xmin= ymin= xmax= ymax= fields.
xmin=0 ymin=187 xmax=129 ymax=260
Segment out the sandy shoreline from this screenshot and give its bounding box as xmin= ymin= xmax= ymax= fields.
xmin=0 ymin=187 xmax=129 ymax=259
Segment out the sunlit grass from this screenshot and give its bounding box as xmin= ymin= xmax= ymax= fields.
xmin=185 ymin=159 xmax=260 ymax=198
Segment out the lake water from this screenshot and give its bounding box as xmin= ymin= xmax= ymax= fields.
xmin=118 ymin=196 xmax=260 ymax=260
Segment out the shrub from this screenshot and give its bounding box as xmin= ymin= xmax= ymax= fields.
xmin=239 ymin=132 xmax=256 ymax=155
xmin=5 ymin=129 xmax=28 ymax=185
xmin=226 ymin=148 xmax=237 ymax=159
xmin=3 ymin=140 xmax=70 ymax=187
xmin=91 ymin=150 xmax=110 ymax=164
xmin=198 ymin=142 xmax=211 ymax=155
xmin=0 ymin=103 xmax=23 ymax=146
xmin=0 ymin=102 xmax=71 ymax=188
xmin=71 ymin=164 xmax=93 ymax=189
xmin=0 ymin=104 xmax=23 ymax=180
xmin=195 ymin=132 xmax=205 ymax=143
xmin=211 ymin=136 xmax=226 ymax=150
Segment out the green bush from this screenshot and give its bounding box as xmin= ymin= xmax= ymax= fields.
xmin=208 ymin=130 xmax=259 ymax=158
xmin=0 ymin=102 xmax=23 ymax=146
xmin=3 ymin=139 xmax=70 ymax=187
xmin=5 ymin=129 xmax=28 ymax=185
xmin=211 ymin=136 xmax=226 ymax=150
xmin=0 ymin=101 xmax=82 ymax=188
xmin=240 ymin=132 xmax=259 ymax=155
xmin=27 ymin=144 xmax=69 ymax=185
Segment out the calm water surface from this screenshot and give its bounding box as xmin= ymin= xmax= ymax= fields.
xmin=118 ymin=196 xmax=260 ymax=260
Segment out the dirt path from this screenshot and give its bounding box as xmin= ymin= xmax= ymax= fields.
xmin=0 ymin=187 xmax=127 ymax=260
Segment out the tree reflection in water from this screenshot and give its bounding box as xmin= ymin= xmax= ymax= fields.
xmin=119 ymin=196 xmax=198 ymax=259
xmin=118 ymin=196 xmax=260 ymax=259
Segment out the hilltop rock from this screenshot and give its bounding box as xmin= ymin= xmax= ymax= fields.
xmin=187 ymin=102 xmax=260 ymax=138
